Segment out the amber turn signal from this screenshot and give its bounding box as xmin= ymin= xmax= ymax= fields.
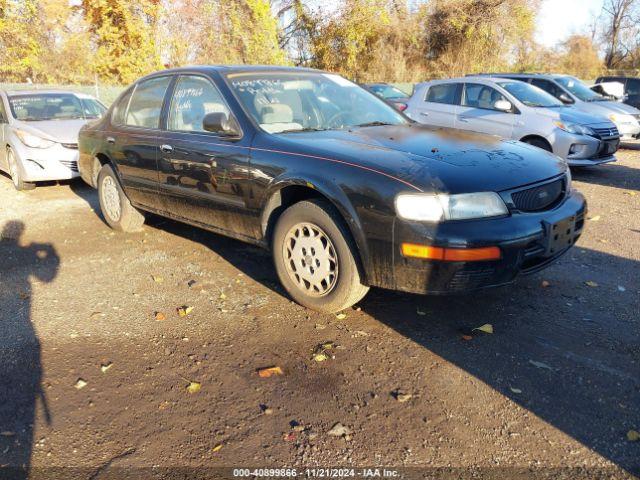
xmin=401 ymin=243 xmax=501 ymax=261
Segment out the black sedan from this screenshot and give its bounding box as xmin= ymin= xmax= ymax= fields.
xmin=78 ymin=66 xmax=586 ymax=313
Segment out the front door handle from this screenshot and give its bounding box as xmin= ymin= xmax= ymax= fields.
xmin=420 ymin=112 xmax=429 ymax=117
xmin=458 ymin=117 xmax=469 ymax=123
xmin=106 ymin=136 xmax=116 ymax=144
xmin=160 ymin=144 xmax=173 ymax=153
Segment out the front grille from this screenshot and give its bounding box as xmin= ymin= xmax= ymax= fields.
xmin=61 ymin=143 xmax=78 ymax=150
xmin=59 ymin=160 xmax=78 ymax=172
xmin=510 ymin=178 xmax=564 ymax=212
xmin=590 ymin=125 xmax=619 ymax=139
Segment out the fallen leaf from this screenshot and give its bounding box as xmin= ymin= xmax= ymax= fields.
xmin=529 ymin=360 xmax=553 ymax=371
xmin=177 ymin=306 xmax=194 ymax=317
xmin=335 ymin=313 xmax=347 ymax=320
xmin=312 ymin=352 xmax=330 ymax=362
xmin=257 ymin=366 xmax=284 ymax=378
xmin=461 ymin=334 xmax=473 ymax=341
xmin=219 ymin=292 xmax=227 ymax=300
xmin=416 ymin=308 xmax=427 ymax=316
xmin=186 ymin=381 xmax=201 ymax=394
xmin=151 ymin=275 xmax=164 ymax=283
xmin=510 ymin=387 xmax=522 ymax=394
xmin=75 ymin=379 xmax=87 ymax=390
xmin=283 ymin=432 xmax=297 ymax=442
xmin=585 ymin=281 xmax=599 ymax=288
xmin=314 ymin=323 xmax=327 ymax=330
xmin=541 ymin=280 xmax=550 ymax=288
xmin=327 ymin=422 xmax=352 ymax=437
xmin=351 ymin=330 xmax=369 ymax=338
xmin=155 ymin=311 xmax=166 ymax=321
xmin=0 ymin=431 xmax=15 ymax=437
xmin=392 ymin=390 xmax=412 ymax=403
xmin=599 ymin=239 xmax=609 ymax=244
xmin=212 ymin=443 xmax=223 ymax=452
xmin=18 ymin=292 xmax=30 ymax=300
xmin=623 ymin=191 xmax=637 ymax=196
xmin=90 ymin=311 xmax=103 ymax=319
xmin=100 ymin=362 xmax=113 ymax=373
xmin=627 ymin=430 xmax=640 ymax=442
xmin=588 ymin=215 xmax=601 ymax=222
xmin=473 ymin=323 xmax=494 ymax=334
xmin=617 ymin=285 xmax=626 ymax=292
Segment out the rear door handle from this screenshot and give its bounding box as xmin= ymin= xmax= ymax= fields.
xmin=160 ymin=144 xmax=173 ymax=153
xmin=106 ymin=136 xmax=116 ymax=144
xmin=420 ymin=112 xmax=429 ymax=117
xmin=458 ymin=117 xmax=469 ymax=123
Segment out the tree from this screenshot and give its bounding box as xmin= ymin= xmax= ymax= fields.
xmin=601 ymin=0 xmax=638 ymax=68
xmin=80 ymin=0 xmax=163 ymax=84
xmin=0 ymin=0 xmax=46 ymax=82
xmin=558 ymin=35 xmax=603 ymax=79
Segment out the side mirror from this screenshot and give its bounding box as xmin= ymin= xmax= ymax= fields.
xmin=494 ymin=100 xmax=512 ymax=112
xmin=203 ymin=112 xmax=240 ymax=136
xmin=558 ymin=93 xmax=574 ymax=104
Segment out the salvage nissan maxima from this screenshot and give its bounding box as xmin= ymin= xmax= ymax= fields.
xmin=78 ymin=66 xmax=586 ymax=313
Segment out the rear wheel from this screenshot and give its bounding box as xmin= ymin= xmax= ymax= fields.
xmin=97 ymin=163 xmax=145 ymax=232
xmin=272 ymin=199 xmax=369 ymax=313
xmin=523 ymin=137 xmax=552 ymax=152
xmin=7 ymin=148 xmax=35 ymax=191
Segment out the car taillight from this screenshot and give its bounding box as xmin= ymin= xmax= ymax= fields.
xmin=396 ymin=103 xmax=408 ymax=111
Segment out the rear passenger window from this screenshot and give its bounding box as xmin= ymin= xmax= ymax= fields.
xmin=112 ymin=89 xmax=132 ymax=125
xmin=425 ymin=84 xmax=459 ymax=105
xmin=125 ymin=76 xmax=172 ymax=129
xmin=168 ymin=75 xmax=230 ymax=132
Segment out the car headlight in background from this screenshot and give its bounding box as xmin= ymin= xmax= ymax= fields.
xmin=608 ymin=113 xmax=637 ymax=126
xmin=13 ymin=129 xmax=56 ymax=149
xmin=553 ymin=121 xmax=594 ymax=135
xmin=395 ymin=192 xmax=508 ymax=222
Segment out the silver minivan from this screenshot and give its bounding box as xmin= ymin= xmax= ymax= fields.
xmin=405 ymin=77 xmax=620 ymax=166
xmin=486 ymin=73 xmax=640 ymax=141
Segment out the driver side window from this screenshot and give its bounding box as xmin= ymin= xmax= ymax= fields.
xmin=168 ymin=75 xmax=230 ymax=133
xmin=462 ymin=84 xmax=507 ymax=110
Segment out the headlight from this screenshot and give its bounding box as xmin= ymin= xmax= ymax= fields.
xmin=566 ymin=168 xmax=572 ymax=192
xmin=14 ymin=129 xmax=56 ymax=149
xmin=553 ymin=121 xmax=593 ymax=135
xmin=608 ymin=113 xmax=636 ymax=125
xmin=395 ymin=192 xmax=508 ymax=222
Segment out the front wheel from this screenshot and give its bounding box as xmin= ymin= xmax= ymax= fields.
xmin=524 ymin=137 xmax=552 ymax=152
xmin=97 ymin=164 xmax=145 ymax=232
xmin=272 ymin=199 xmax=369 ymax=313
xmin=7 ymin=148 xmax=35 ymax=191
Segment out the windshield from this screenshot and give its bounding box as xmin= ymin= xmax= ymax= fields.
xmin=79 ymin=97 xmax=107 ymax=119
xmin=8 ymin=93 xmax=88 ymax=121
xmin=226 ymin=72 xmax=407 ymax=133
xmin=555 ymin=76 xmax=604 ymax=102
xmin=368 ymin=84 xmax=408 ymax=100
xmin=498 ymin=81 xmax=563 ymax=107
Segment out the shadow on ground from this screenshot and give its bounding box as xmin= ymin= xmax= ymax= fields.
xmin=0 ymin=221 xmax=59 ymax=479
xmin=571 ymin=156 xmax=639 ymax=191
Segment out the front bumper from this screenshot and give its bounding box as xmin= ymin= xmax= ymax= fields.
xmin=550 ymin=129 xmax=619 ymax=166
xmin=390 ymin=190 xmax=586 ymax=295
xmin=614 ymin=120 xmax=640 ymax=141
xmin=11 ymin=141 xmax=80 ymax=182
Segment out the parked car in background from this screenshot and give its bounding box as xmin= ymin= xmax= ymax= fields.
xmin=0 ymin=90 xmax=107 ymax=190
xmin=594 ymin=75 xmax=640 ymax=110
xmin=79 ymin=66 xmax=585 ymax=313
xmin=480 ymin=73 xmax=640 ymax=142
xmin=590 ymin=81 xmax=626 ymax=102
xmin=405 ymin=77 xmax=620 ymax=166
xmin=362 ymin=83 xmax=410 ymax=111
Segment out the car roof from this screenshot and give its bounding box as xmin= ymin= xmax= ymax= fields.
xmin=3 ymin=89 xmax=85 ymax=96
xmin=139 ymin=65 xmax=325 ymax=82
xmin=420 ymin=76 xmax=520 ymax=85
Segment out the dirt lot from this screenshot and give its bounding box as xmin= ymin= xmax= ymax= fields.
xmin=0 ymin=149 xmax=639 ymax=480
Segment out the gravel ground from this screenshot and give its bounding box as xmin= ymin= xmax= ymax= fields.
xmin=0 ymin=149 xmax=638 ymax=480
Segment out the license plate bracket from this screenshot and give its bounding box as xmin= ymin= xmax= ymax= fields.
xmin=543 ymin=216 xmax=577 ymax=257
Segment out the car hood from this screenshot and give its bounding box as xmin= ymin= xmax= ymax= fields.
xmin=535 ymin=106 xmax=612 ymax=125
xmin=272 ymin=124 xmax=567 ymax=194
xmin=576 ymin=100 xmax=640 ymax=117
xmin=11 ymin=119 xmax=88 ymax=144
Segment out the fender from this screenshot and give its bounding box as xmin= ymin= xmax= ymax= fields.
xmin=259 ymin=172 xmax=373 ymax=285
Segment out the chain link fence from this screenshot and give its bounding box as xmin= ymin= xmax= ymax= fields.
xmin=0 ymin=83 xmax=125 ymax=106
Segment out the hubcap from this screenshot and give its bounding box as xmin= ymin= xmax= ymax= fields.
xmin=7 ymin=152 xmax=18 ymax=187
xmin=101 ymin=176 xmax=121 ymax=222
xmin=282 ymin=222 xmax=338 ymax=297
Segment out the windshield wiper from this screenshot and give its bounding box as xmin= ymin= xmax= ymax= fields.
xmin=355 ymin=121 xmax=395 ymax=127
xmin=278 ymin=126 xmax=330 ymax=134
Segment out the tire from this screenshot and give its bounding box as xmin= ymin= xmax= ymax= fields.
xmin=523 ymin=137 xmax=552 ymax=152
xmin=272 ymin=199 xmax=369 ymax=313
xmin=97 ymin=163 xmax=145 ymax=232
xmin=7 ymin=148 xmax=35 ymax=191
